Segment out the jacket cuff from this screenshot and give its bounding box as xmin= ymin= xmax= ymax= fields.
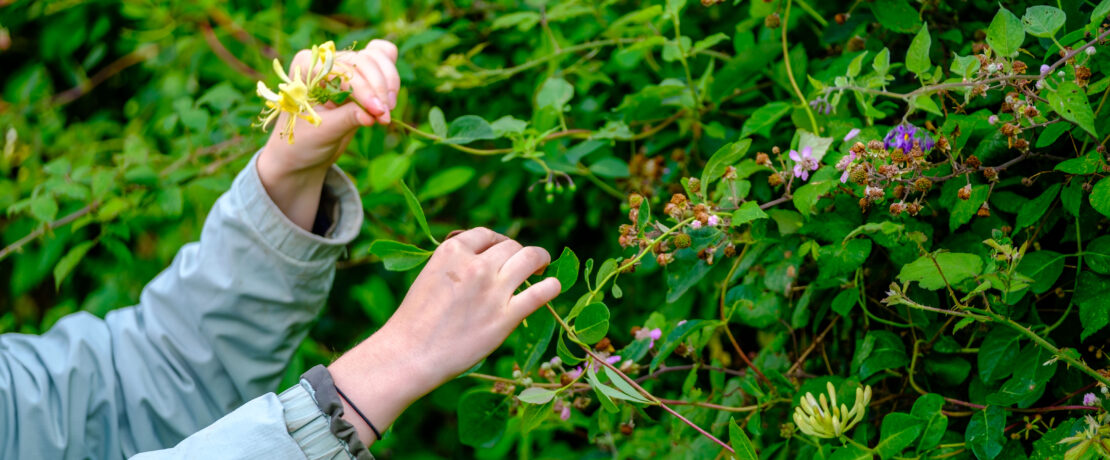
xmin=233 ymin=151 xmax=363 ymax=263
xmin=279 ymin=377 xmax=374 ymax=460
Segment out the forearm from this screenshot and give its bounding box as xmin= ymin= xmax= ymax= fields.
xmin=256 ymin=142 xmax=330 ymax=231
xmin=327 ymin=330 xmax=442 ymax=447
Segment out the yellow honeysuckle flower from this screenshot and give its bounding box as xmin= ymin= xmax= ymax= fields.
xmin=792 ymin=382 xmax=872 ymax=439
xmin=255 ymin=41 xmax=338 ymax=144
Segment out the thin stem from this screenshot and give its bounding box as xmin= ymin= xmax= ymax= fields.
xmin=782 ymin=0 xmax=820 ymax=133
xmin=0 ymin=202 xmax=100 ymax=262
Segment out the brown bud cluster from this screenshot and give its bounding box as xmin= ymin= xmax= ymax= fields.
xmin=958 ymin=184 xmax=972 ymax=200
xmin=594 ymin=337 xmax=613 ymax=352
xmin=851 ymin=142 xmax=866 ymax=155
xmin=673 ymin=233 xmax=692 ymax=249
xmin=867 ymin=139 xmax=885 ymax=152
xmin=765 ymin=13 xmax=781 ymax=28
xmin=1077 ymin=65 xmax=1092 ymax=86
xmin=756 ymin=152 xmax=771 ymax=166
xmin=890 ymin=148 xmax=908 ymax=163
xmin=977 ymin=202 xmax=991 ymax=217
xmin=966 ymin=155 xmax=982 ymax=169
xmin=656 ymin=253 xmax=674 ymax=266
xmin=914 ymin=177 xmax=933 ymax=192
xmin=850 ymin=165 xmax=869 ymax=185
xmin=889 ymin=202 xmax=905 ymax=216
xmin=906 ymin=202 xmax=921 ymax=216
xmin=628 ymin=193 xmax=644 ymax=208
xmin=768 ymin=172 xmax=784 ymax=187
xmin=1012 ymin=60 xmax=1028 ymax=74
xmin=983 ymin=167 xmax=998 ymax=181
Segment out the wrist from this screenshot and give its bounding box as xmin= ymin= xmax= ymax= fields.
xmin=327 ymin=328 xmax=440 ymax=445
xmin=256 ymin=145 xmax=329 ymax=231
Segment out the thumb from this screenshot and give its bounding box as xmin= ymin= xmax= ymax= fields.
xmin=317 ymin=101 xmax=375 ymax=135
xmin=506 ymin=277 xmax=561 ymax=326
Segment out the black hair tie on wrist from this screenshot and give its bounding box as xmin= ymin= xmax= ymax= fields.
xmin=335 ymin=385 xmax=382 ymax=441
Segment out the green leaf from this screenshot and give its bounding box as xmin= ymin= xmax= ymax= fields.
xmin=29 ymin=194 xmax=58 ymax=223
xmin=701 ymin=139 xmax=752 ymax=195
xmin=1047 ymin=81 xmax=1098 ymax=139
xmin=588 ymin=156 xmax=631 ymax=179
xmin=906 ymin=23 xmax=932 ymax=76
xmin=731 ymin=201 xmax=769 ymax=226
xmin=873 ymin=48 xmax=891 ymax=74
xmin=855 ymin=330 xmax=909 ymax=380
xmin=1021 ymin=6 xmax=1066 ymax=38
xmin=875 ymin=412 xmax=923 ymax=459
xmin=1015 ymin=184 xmax=1061 ymax=230
xmin=400 ymin=181 xmax=438 ymax=244
xmin=602 ymin=367 xmax=652 ymax=404
xmin=870 ymin=0 xmax=922 ymax=33
xmin=910 ymin=394 xmax=948 ymax=451
xmin=557 ymin=332 xmax=584 ymax=366
xmin=368 ymin=153 xmax=412 ymax=192
xmin=537 ymin=77 xmax=574 ymax=112
xmin=574 ymin=302 xmax=610 ymax=344
xmin=986 ymin=7 xmax=1025 ymax=57
xmin=729 ymin=417 xmax=759 ymax=460
xmin=1095 ymin=0 xmax=1110 ymax=24
xmin=418 ymin=166 xmax=475 ymax=200
xmin=965 ymin=406 xmax=1006 ymax=460
xmin=830 ymin=445 xmax=873 ymax=460
xmin=832 ymin=287 xmax=859 ymax=316
xmin=517 ymin=307 xmax=556 ymax=373
xmin=368 ymin=240 xmax=432 ymax=271
xmin=1017 ymin=251 xmax=1065 ymax=294
xmin=429 ymin=107 xmax=447 ymax=138
xmin=1054 ymin=152 xmax=1103 ymax=174
xmin=1091 ymin=177 xmax=1110 ymax=218
xmin=549 ymin=247 xmax=580 ymax=293
xmin=741 ymin=102 xmax=791 ymax=138
xmin=898 ymin=253 xmax=983 ymax=290
xmin=517 ymin=387 xmax=557 ymax=404
xmin=445 ymin=115 xmax=497 ymax=144
xmin=1073 ymin=272 xmax=1110 ymax=340
xmin=457 ymin=391 xmax=508 ymax=447
xmin=1061 ymin=179 xmax=1084 ymax=216
xmin=1086 ymin=236 xmax=1110 ymax=275
xmin=584 ymin=364 xmax=618 ymax=413
xmin=978 ymin=327 xmax=1022 ymax=382
xmin=793 ymin=180 xmax=836 ymax=216
xmin=54 ymin=241 xmax=96 ymax=290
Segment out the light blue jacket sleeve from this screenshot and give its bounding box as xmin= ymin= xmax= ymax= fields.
xmin=0 ymin=152 xmax=364 ymax=460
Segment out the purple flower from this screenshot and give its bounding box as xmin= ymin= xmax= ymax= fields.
xmin=707 ymin=215 xmax=720 ymax=227
xmin=636 ymin=327 xmax=664 ymax=349
xmin=1040 ymin=64 xmax=1051 ymax=75
xmin=1084 ymin=393 xmax=1099 ymax=406
xmin=988 ymin=115 xmax=999 ymax=125
xmin=560 ymin=405 xmax=571 ymax=421
xmin=789 ymin=146 xmax=819 ymax=181
xmin=566 ymin=366 xmax=582 ymax=380
xmin=843 ymin=128 xmax=861 ymax=142
xmin=606 ymin=355 xmax=622 ymax=365
xmin=836 ymin=152 xmax=857 ymax=184
xmin=690 ymin=220 xmax=703 ymax=230
xmin=883 ymin=124 xmax=934 ymax=153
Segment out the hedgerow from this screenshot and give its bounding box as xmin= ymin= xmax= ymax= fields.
xmin=2 ymin=0 xmax=1110 ymax=458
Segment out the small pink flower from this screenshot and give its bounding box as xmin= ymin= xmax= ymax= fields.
xmin=566 ymin=366 xmax=582 ymax=380
xmin=677 ymin=320 xmax=687 ymax=326
xmin=843 ymin=128 xmax=861 ymax=142
xmin=606 ymin=355 xmax=622 ymax=365
xmin=635 ymin=327 xmax=664 ymax=349
xmin=560 ymin=405 xmax=571 ymax=421
xmin=789 ymin=146 xmax=819 ymax=181
xmin=690 ymin=220 xmax=703 ymax=230
xmin=1084 ymin=393 xmax=1099 ymax=406
xmin=706 ymin=215 xmax=720 ymax=227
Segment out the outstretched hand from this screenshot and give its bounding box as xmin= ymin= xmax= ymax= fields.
xmin=329 ymin=228 xmax=562 ymax=446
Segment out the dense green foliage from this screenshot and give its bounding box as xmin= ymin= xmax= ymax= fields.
xmin=4 ymin=0 xmax=1110 ymax=458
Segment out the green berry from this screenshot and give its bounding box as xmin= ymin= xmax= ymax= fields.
xmin=546 ymin=194 xmax=555 ymax=203
xmin=545 ymin=182 xmax=555 ymax=193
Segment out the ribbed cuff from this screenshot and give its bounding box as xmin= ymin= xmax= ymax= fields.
xmin=279 ymin=368 xmax=376 ymax=460
xmin=233 ymin=151 xmax=363 ymax=263
xmin=300 ymin=365 xmax=374 ymax=460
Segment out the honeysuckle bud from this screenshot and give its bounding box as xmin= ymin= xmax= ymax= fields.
xmin=793 ymin=382 xmax=872 ymax=439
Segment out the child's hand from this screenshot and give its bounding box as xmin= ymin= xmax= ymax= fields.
xmin=328 ymin=228 xmax=563 ymax=444
xmin=256 ymin=39 xmax=399 ymax=230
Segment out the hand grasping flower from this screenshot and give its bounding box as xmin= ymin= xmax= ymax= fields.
xmin=256 ymin=41 xmax=339 ymax=144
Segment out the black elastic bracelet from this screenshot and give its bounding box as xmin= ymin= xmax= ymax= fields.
xmin=335 ymin=384 xmax=382 ymax=441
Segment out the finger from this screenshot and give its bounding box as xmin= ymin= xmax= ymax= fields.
xmin=481 ymin=239 xmax=524 ymax=267
xmin=362 ymin=49 xmax=400 ymax=108
xmin=365 ymin=39 xmax=399 ymax=63
xmin=498 ymin=246 xmax=551 ymax=288
xmin=317 ymin=94 xmax=376 ymax=130
xmin=448 ymin=227 xmax=508 ymax=254
xmin=334 ymin=59 xmax=389 ymax=119
xmin=506 ymin=277 xmax=561 ymax=325
xmin=342 ymin=53 xmax=392 ymax=123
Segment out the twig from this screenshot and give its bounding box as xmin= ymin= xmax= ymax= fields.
xmin=200 ymin=21 xmax=263 ymax=80
xmin=786 ymin=316 xmax=840 ymax=377
xmin=53 ymin=45 xmax=159 ymax=106
xmin=0 ymin=202 xmax=100 ymax=262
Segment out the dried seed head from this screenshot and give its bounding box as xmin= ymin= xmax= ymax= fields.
xmin=889 ymin=202 xmax=905 ymax=216
xmin=765 ymin=13 xmax=781 ymax=29
xmin=628 ymin=193 xmax=644 ymax=208
xmin=656 ymin=252 xmax=674 ymax=266
xmin=906 ymin=202 xmax=922 ymax=215
xmin=1012 ymin=60 xmax=1027 ymax=74
xmin=966 ymin=155 xmax=982 ymax=169
xmin=594 ymin=337 xmax=612 ymax=351
xmin=958 ymin=184 xmax=972 ymax=200
xmin=983 ymin=167 xmax=998 ymax=181
xmin=977 ymin=202 xmax=991 ymax=217
xmin=723 ymin=165 xmax=738 ymax=180
xmin=673 ymin=233 xmax=692 ymax=249
xmin=914 ymin=177 xmax=933 ymax=192
xmin=772 ymin=146 xmax=781 ymax=155
xmin=756 ymin=152 xmax=771 ymax=166
xmin=890 ymin=148 xmax=908 ymax=163
xmin=850 ymin=165 xmax=869 ymax=185
xmin=851 ymin=142 xmax=866 ymax=155
xmin=768 ymin=172 xmax=784 ymax=187
xmin=867 ymin=139 xmax=884 ymax=151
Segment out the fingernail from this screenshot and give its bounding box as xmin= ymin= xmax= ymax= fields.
xmin=380 ymin=111 xmax=391 ymax=124
xmin=387 ymin=91 xmax=397 ymax=109
xmin=369 ymin=97 xmax=386 ymax=113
